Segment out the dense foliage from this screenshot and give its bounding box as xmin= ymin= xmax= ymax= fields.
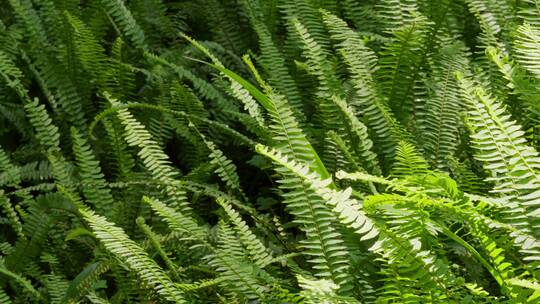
xmin=1 ymin=0 xmax=540 ymax=302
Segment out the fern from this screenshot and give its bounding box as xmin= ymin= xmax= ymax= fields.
xmin=514 ymin=23 xmax=540 ymax=82
xmin=78 ymin=206 xmax=186 ymax=303
xmin=110 ymin=96 xmax=191 ymax=213
xmin=457 ymin=74 xmax=540 ymax=238
xmin=216 ymin=198 xmax=273 ymax=268
xmin=2 ymin=1 xmax=540 ymax=302
xmin=70 ymin=127 xmax=114 ymax=217
xmin=419 ymin=41 xmax=469 ymax=170
xmin=322 ymin=12 xmax=409 ymax=163
xmin=99 ymin=0 xmax=147 ymax=50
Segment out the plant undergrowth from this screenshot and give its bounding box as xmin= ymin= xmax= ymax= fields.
xmin=1 ymin=0 xmax=540 ymax=303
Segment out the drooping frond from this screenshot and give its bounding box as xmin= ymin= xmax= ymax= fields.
xmin=256 ymin=145 xmax=379 ymax=243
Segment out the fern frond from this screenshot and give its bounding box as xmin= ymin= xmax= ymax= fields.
xmin=514 ymin=23 xmax=540 ymax=82
xmin=204 ymin=140 xmax=245 ymax=199
xmin=136 ymin=217 xmax=181 ymax=281
xmin=241 ymin=0 xmax=305 ymax=119
xmin=457 ymin=74 xmax=540 ymax=238
xmin=24 ymin=98 xmax=60 ymax=152
xmin=64 ymin=12 xmax=113 ymax=91
xmin=78 ymin=207 xmax=185 ymax=303
xmin=253 ymin=143 xmax=355 ymax=294
xmin=71 ymin=127 xmax=114 ymax=216
xmin=375 ymin=0 xmax=421 ymax=33
xmin=207 ymin=221 xmax=268 ymax=300
xmin=297 ymin=274 xmax=357 ymax=304
xmin=518 ymin=0 xmax=540 ymax=27
xmin=182 ymin=34 xmax=266 ymax=128
xmin=0 ymin=50 xmax=26 ymax=98
xmin=110 ymin=96 xmax=190 ymax=213
xmin=280 ymin=0 xmax=331 ymax=52
xmin=256 ymin=145 xmax=379 ymax=242
xmin=199 ymin=0 xmax=251 ymax=54
xmin=486 ymin=45 xmax=540 ymax=128
xmin=330 ymin=96 xmax=381 ymax=175
xmin=391 ymin=141 xmax=429 ymax=178
xmin=143 ymin=196 xmax=207 ymax=242
xmin=99 ymin=0 xmax=147 ymax=50
xmin=0 ymin=264 xmax=40 ymax=300
xmin=464 ymin=0 xmax=501 ymax=35
xmin=419 ymin=41 xmax=469 ymax=170
xmin=322 ymin=12 xmax=409 ymax=163
xmin=0 ymin=288 xmax=11 ymax=304
xmin=376 ymin=16 xmax=429 ymax=128
xmin=0 ymin=146 xmax=20 ymax=187
xmin=216 ymin=198 xmax=272 ymax=268
xmin=0 ymin=194 xmax=24 ymax=239
xmin=292 ymin=18 xmax=349 ymax=172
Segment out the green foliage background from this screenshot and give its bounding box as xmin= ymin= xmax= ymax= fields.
xmin=0 ymin=0 xmax=540 ymax=302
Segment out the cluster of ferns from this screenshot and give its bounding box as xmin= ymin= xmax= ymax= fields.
xmin=1 ymin=0 xmax=540 ymax=303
